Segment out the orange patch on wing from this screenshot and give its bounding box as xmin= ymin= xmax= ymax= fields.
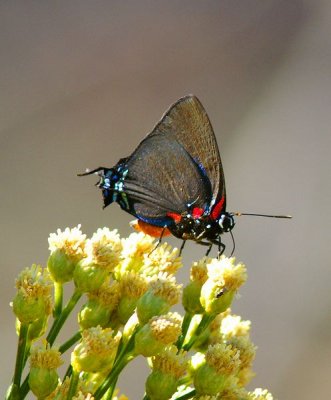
xmin=131 ymin=219 xmax=171 ymax=238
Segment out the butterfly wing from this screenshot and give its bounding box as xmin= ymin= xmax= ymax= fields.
xmin=122 ymin=132 xmax=213 ymax=226
xmin=146 ymin=95 xmax=226 ymax=213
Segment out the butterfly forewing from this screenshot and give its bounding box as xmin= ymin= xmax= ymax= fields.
xmin=151 ymin=95 xmax=226 ymax=212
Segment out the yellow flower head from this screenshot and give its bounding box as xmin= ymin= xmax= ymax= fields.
xmin=72 ymin=326 xmax=121 ymax=373
xmin=190 ymin=257 xmax=211 ymax=284
xmin=48 ymin=225 xmax=86 ymax=261
xmin=148 ymin=273 xmax=182 ymax=306
xmin=206 ymin=257 xmax=247 ymax=291
xmin=122 ymin=232 xmax=155 ymax=258
xmin=119 ymin=271 xmax=148 ymax=299
xmin=205 ymin=343 xmax=241 ymax=376
xmin=30 ymin=342 xmax=63 ymax=369
xmin=142 ymin=242 xmax=182 ymax=276
xmin=85 ymin=228 xmax=122 ymax=271
xmin=13 ymin=265 xmax=53 ymax=323
xmin=150 ymin=312 xmax=182 ymax=345
xmin=221 ymin=315 xmax=251 ymax=339
xmin=151 ymin=345 xmax=188 ymax=379
xmin=88 ymin=280 xmax=121 ymax=309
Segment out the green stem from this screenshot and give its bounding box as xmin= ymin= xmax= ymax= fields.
xmin=176 ymin=312 xmax=193 ymax=350
xmin=183 ymin=314 xmax=215 ymax=351
xmin=59 ymin=331 xmax=81 ymax=354
xmin=54 ymin=282 xmax=63 ymax=317
xmin=13 ymin=323 xmax=29 ymax=388
xmin=64 ymin=365 xmax=73 ymax=380
xmin=66 ymin=369 xmax=79 ymax=400
xmin=47 ymin=290 xmax=82 ymax=346
xmin=94 ymin=328 xmax=139 ymax=400
xmin=94 ymin=357 xmax=130 ymax=400
xmin=173 ymin=389 xmax=196 ymax=400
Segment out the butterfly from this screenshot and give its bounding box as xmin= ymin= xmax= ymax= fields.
xmin=80 ymin=95 xmax=290 ymax=255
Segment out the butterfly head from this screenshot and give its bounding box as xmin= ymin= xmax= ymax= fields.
xmin=218 ymin=212 xmax=235 ymax=233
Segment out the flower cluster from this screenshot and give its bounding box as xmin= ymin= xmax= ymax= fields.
xmin=7 ymin=225 xmax=275 ymax=400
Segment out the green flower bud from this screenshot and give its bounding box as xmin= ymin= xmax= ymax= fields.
xmin=29 ymin=367 xmax=59 ymax=398
xmin=200 ymin=285 xmax=235 ymax=315
xmin=136 ymin=274 xmax=182 ymax=324
xmin=13 ymin=265 xmax=53 ymax=324
xmin=47 ymin=225 xmax=86 ymax=283
xmin=191 ymin=344 xmax=241 ymax=396
xmin=117 ymin=272 xmax=148 ymax=324
xmin=134 ymin=313 xmax=182 ymax=357
xmin=78 ymin=298 xmax=111 ymax=329
xmin=146 ymin=370 xmax=177 ymax=400
xmin=182 ymin=281 xmax=204 ymax=314
xmin=193 ymin=362 xmax=228 ymax=395
xmin=71 ymin=327 xmax=120 ymax=373
xmin=146 ymin=346 xmax=188 ymax=400
xmin=28 ymin=343 xmax=62 ymax=398
xmin=136 ymin=291 xmax=170 ymax=325
xmin=78 ymin=281 xmax=121 ymax=329
xmin=47 ymin=249 xmax=77 ymax=283
xmin=73 ymin=258 xmax=109 ymax=293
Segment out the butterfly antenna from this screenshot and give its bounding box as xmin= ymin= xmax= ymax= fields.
xmin=233 ymin=212 xmax=292 ymax=219
xmin=230 ymin=230 xmax=235 ymax=257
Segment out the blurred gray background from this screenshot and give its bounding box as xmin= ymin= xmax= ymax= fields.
xmin=1 ymin=1 xmax=330 ymax=399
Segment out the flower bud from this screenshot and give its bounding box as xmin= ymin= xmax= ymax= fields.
xmin=13 ymin=265 xmax=53 ymax=324
xmin=71 ymin=327 xmax=121 ymax=373
xmin=78 ymin=281 xmax=120 ymax=329
xmin=28 ymin=343 xmax=62 ymax=398
xmin=145 ymin=346 xmax=187 ymax=400
xmin=117 ymin=272 xmax=148 ymax=324
xmin=191 ymin=344 xmax=241 ymax=395
xmin=73 ymin=258 xmax=109 ymax=293
xmin=134 ymin=313 xmax=182 ymax=357
xmin=119 ymin=233 xmax=155 ymax=273
xmin=136 ymin=273 xmax=182 ymax=324
xmin=200 ymin=257 xmax=246 ymax=316
xmin=48 ymin=225 xmax=86 ymax=283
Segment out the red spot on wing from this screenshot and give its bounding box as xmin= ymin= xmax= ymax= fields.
xmin=211 ymin=196 xmax=226 ymax=220
xmin=192 ymin=207 xmax=204 ymax=219
xmin=166 ymin=212 xmax=182 ymax=223
xmin=132 ymin=220 xmax=171 ymax=238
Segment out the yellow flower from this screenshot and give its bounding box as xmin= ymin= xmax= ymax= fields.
xmin=146 ymin=346 xmax=188 ymax=400
xmin=119 ymin=232 xmax=155 ymax=272
xmin=78 ymin=280 xmax=121 ymax=329
xmin=117 ymin=272 xmax=149 ymax=324
xmin=85 ymin=228 xmax=122 ymax=271
xmin=221 ymin=315 xmax=251 ymax=339
xmin=192 ymin=344 xmax=241 ymax=395
xmin=13 ymin=265 xmax=53 ymax=324
xmin=137 ymin=273 xmax=182 ymax=324
xmin=48 ymin=225 xmax=86 ymax=282
xmin=72 ymin=326 xmax=121 ymax=373
xmin=134 ymin=312 xmax=182 ymax=356
xmin=29 ymin=342 xmax=63 ymax=398
xmin=200 ymin=257 xmax=247 ymax=315
xmin=48 ymin=225 xmax=86 ymax=261
xmin=142 ymin=243 xmax=182 ymax=276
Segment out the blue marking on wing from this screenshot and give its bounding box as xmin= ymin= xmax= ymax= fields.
xmin=136 ymin=214 xmax=174 ymax=228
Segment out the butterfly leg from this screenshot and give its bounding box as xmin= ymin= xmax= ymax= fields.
xmin=148 ymin=226 xmax=167 ymax=256
xmin=179 ymin=240 xmax=186 ymax=256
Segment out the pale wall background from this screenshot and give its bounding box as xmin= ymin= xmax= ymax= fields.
xmin=1 ymin=1 xmax=330 ymax=399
